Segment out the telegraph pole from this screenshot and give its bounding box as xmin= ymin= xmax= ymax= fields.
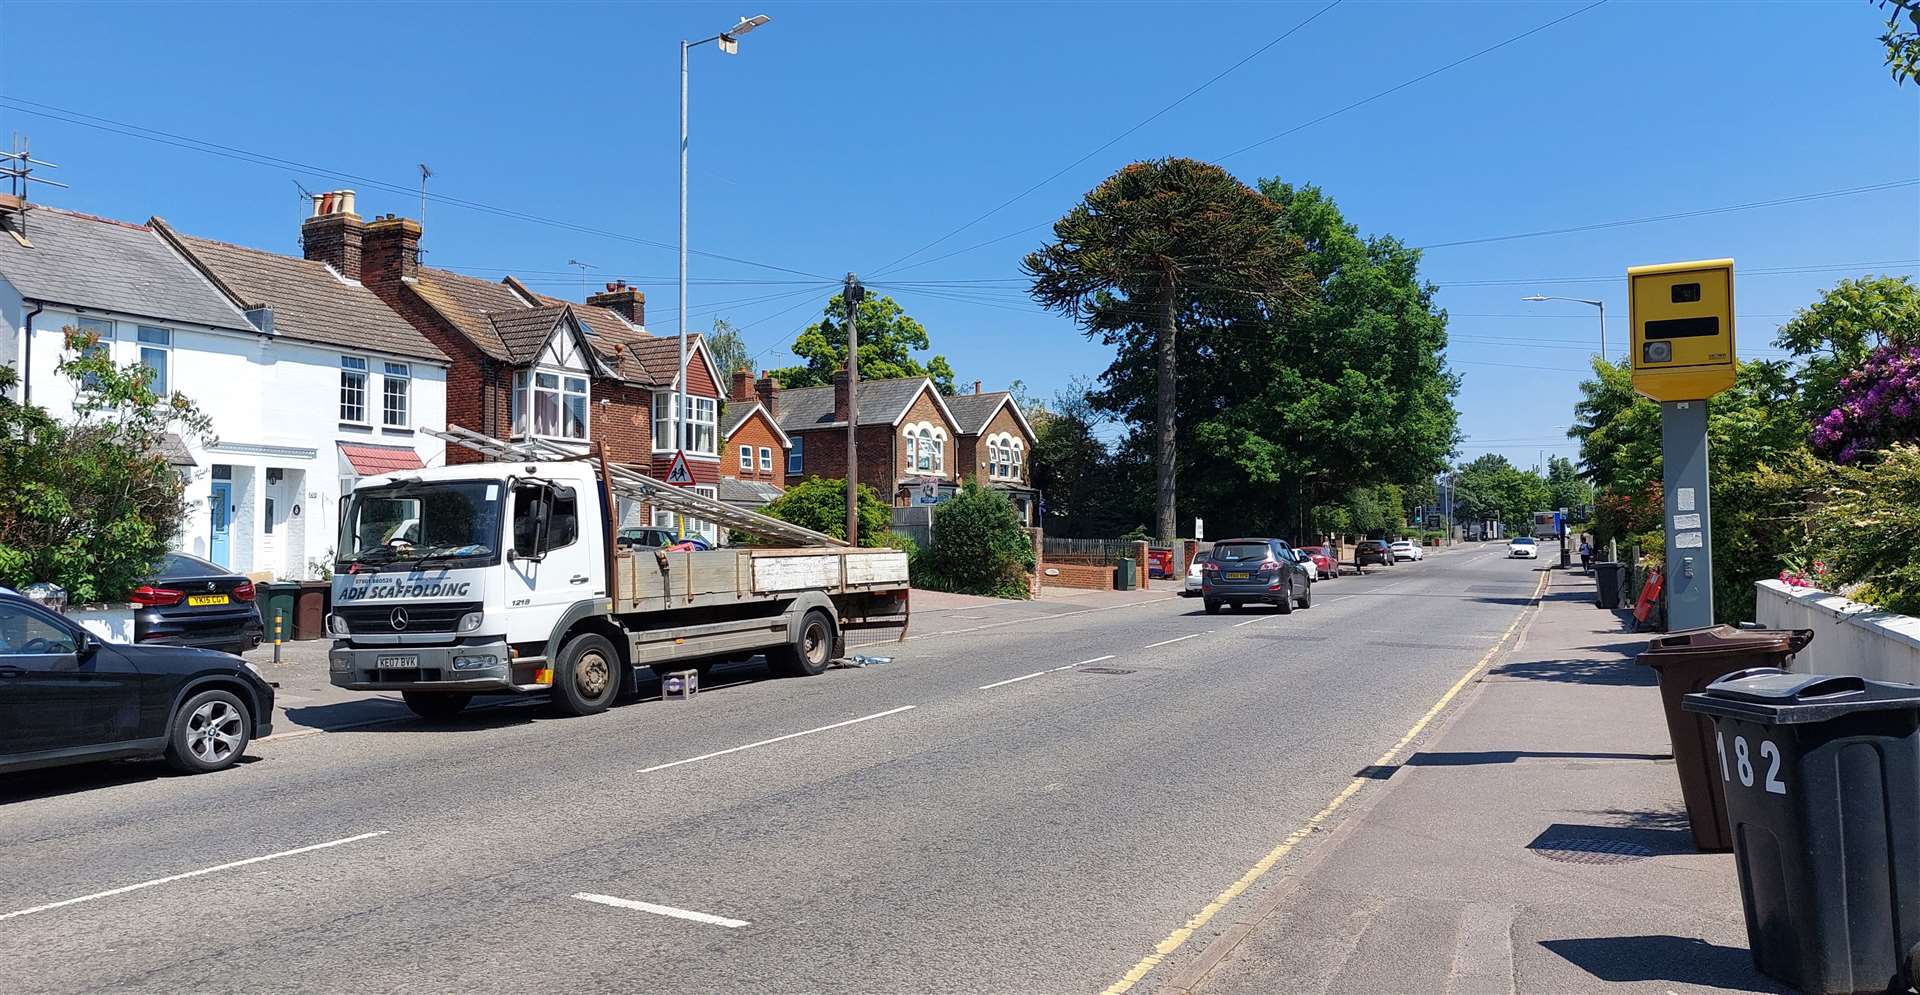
xmin=844 ymin=273 xmax=865 ymax=546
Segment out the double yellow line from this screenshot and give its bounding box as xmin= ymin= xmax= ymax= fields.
xmin=1102 ymin=567 xmax=1551 ymax=995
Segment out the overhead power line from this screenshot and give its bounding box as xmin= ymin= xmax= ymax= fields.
xmin=0 ymin=95 xmax=829 ymax=281
xmin=867 ymin=0 xmax=1345 ymax=278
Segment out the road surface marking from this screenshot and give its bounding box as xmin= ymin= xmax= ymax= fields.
xmin=1101 ymin=567 xmax=1551 ymax=995
xmin=0 ymin=831 xmax=390 ymax=923
xmin=904 ymin=597 xmax=1179 ymax=641
xmin=1144 ymin=633 xmax=1201 ymax=649
xmin=574 ymin=893 xmax=749 ymax=928
xmin=979 ymin=671 xmax=1049 ymax=690
xmin=639 ymin=705 xmax=917 ymax=773
xmin=1231 ymin=618 xmax=1261 ymax=628
xmin=1058 ymin=654 xmax=1115 ymax=671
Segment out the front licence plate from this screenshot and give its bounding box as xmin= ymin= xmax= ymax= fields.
xmin=377 ymin=655 xmax=420 ymax=669
xmin=187 ymin=594 xmax=229 ymax=606
xmin=1227 ymin=571 xmax=1250 ymax=581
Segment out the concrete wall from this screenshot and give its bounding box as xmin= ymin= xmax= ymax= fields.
xmin=1756 ymin=579 xmax=1920 ymax=684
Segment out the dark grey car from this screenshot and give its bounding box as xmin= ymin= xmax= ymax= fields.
xmin=1201 ymin=538 xmax=1312 ymax=615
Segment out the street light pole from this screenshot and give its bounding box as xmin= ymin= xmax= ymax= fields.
xmin=676 ymin=14 xmax=770 ymax=533
xmin=1521 ymin=294 xmax=1607 ymax=359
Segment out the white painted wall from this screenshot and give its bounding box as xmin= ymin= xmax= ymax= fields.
xmin=4 ymin=299 xmax=447 ymax=580
xmin=1756 ymin=579 xmax=1920 ymax=685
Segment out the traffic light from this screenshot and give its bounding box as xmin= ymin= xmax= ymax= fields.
xmin=1628 ymin=258 xmax=1736 ymax=402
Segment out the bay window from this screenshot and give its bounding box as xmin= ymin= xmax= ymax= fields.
xmin=515 ymin=369 xmax=589 ymax=440
xmin=652 ymin=393 xmax=718 ymax=455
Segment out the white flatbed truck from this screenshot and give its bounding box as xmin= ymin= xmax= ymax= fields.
xmin=327 ymin=429 xmax=908 ymax=718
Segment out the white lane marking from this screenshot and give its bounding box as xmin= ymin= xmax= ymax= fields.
xmin=639 ymin=705 xmax=917 ymax=773
xmin=1058 ymin=654 xmax=1115 ymax=671
xmin=980 ymin=671 xmax=1049 ymax=690
xmin=1144 ymin=633 xmax=1201 ymax=649
xmin=904 ymin=596 xmax=1180 ymax=642
xmin=574 ymin=893 xmax=750 ymax=928
xmin=1232 ymin=617 xmax=1261 ymax=628
xmin=0 ymin=831 xmax=390 ymax=923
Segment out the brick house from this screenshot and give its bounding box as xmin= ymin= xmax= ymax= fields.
xmin=718 ymin=368 xmax=790 ymax=510
xmin=944 ymin=382 xmax=1040 ymax=526
xmin=299 ymin=193 xmax=725 ymax=539
xmin=772 ymin=373 xmax=962 ymax=507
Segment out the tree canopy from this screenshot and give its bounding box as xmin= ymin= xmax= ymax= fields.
xmin=1450 ymin=455 xmax=1549 ymax=532
xmin=705 ymin=318 xmax=751 ymax=385
xmin=1772 ymin=275 xmax=1920 ymax=422
xmin=769 ymin=294 xmax=955 ymax=394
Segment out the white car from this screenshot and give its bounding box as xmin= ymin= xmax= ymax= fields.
xmin=1508 ymin=536 xmax=1540 ymax=559
xmin=1389 ymin=540 xmax=1423 ymax=562
xmin=1184 ymin=552 xmax=1211 ymax=595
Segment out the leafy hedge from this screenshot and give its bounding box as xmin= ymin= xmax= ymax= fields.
xmin=914 ymin=483 xmax=1034 ymax=599
xmin=759 ymin=476 xmax=894 ymax=546
xmin=1803 ymin=443 xmax=1920 ymax=615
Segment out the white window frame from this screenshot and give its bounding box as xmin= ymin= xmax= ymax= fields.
xmin=986 ymin=431 xmax=1022 ymax=480
xmin=739 ymin=444 xmax=753 ymax=471
xmin=382 ymin=361 xmax=411 ymax=429
xmin=340 ymin=355 xmax=369 ymax=425
xmin=788 ymin=435 xmax=804 ymax=476
xmin=74 ymin=316 xmax=114 ymax=389
xmin=651 ymin=484 xmax=720 ymax=545
xmin=520 ymin=368 xmax=589 ymax=441
xmin=759 ymin=447 xmax=773 ymax=472
xmin=136 ymin=326 xmax=172 ymax=397
xmin=653 ymin=393 xmax=718 ymax=456
xmin=902 ymin=421 xmax=947 ymax=476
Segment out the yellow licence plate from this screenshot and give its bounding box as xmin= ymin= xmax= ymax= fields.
xmin=187 ymin=594 xmax=229 ymax=607
xmin=1227 ymin=572 xmax=1250 ymax=581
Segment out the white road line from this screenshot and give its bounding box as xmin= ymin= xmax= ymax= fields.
xmin=1144 ymin=633 xmax=1201 ymax=649
xmin=0 ymin=831 xmax=390 ymax=923
xmin=639 ymin=705 xmax=917 ymax=773
xmin=1232 ymin=617 xmax=1262 ymax=628
xmin=1059 ymin=654 xmax=1115 ymax=671
xmin=574 ymin=893 xmax=750 ymax=928
xmin=906 ymin=596 xmax=1179 ymax=642
xmin=979 ymin=671 xmax=1049 ymax=690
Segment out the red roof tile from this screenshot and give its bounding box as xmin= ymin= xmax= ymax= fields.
xmin=340 ymin=442 xmax=425 ymax=476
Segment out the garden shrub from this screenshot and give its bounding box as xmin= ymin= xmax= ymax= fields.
xmin=916 ymin=483 xmax=1034 ymax=599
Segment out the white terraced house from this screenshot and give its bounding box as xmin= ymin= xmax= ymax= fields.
xmin=0 ymin=202 xmax=449 ymax=579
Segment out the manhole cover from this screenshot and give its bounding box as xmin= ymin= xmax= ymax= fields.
xmin=1078 ymin=667 xmax=1136 ymax=675
xmin=1529 ymin=838 xmax=1656 ymax=864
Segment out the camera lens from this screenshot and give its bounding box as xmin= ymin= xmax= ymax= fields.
xmin=1643 ymin=341 xmax=1673 ymax=364
xmin=1671 ymin=282 xmax=1701 ymax=304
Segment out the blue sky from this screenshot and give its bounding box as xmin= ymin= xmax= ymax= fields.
xmin=3 ymin=1 xmax=1915 ymax=470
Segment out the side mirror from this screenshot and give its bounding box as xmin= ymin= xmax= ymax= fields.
xmin=77 ymin=633 xmax=101 ymax=659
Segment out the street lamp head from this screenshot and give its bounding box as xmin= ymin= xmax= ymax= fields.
xmin=1521 ymin=295 xmax=1550 ymax=302
xmin=729 ymin=14 xmax=770 ymax=36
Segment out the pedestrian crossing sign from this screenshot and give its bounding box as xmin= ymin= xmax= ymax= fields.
xmin=664 ymin=450 xmax=695 ymax=486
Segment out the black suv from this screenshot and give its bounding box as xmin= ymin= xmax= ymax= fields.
xmin=0 ymin=593 xmax=275 ymax=776
xmin=1354 ymin=539 xmax=1394 ymax=570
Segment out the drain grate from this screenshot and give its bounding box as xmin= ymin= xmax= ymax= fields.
xmin=1529 ymin=837 xmax=1656 ymax=864
xmin=1078 ymin=667 xmax=1137 ymax=675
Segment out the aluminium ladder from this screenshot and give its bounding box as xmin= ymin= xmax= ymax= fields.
xmin=425 ymin=425 xmax=846 ymax=548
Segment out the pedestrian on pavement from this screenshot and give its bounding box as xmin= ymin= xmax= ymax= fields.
xmin=1579 ymin=536 xmax=1593 ymax=574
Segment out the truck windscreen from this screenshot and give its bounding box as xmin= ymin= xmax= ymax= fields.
xmin=338 ymin=480 xmax=503 ymax=570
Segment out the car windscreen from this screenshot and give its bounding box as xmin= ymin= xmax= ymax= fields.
xmin=339 ymin=480 xmax=503 ymax=569
xmin=1512 ymin=537 xmax=1536 ymax=544
xmin=1213 ymin=542 xmax=1272 ymax=563
xmin=155 ymin=551 xmax=226 ymax=579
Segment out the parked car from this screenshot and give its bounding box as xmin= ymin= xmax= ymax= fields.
xmin=132 ymin=551 xmax=264 ymax=656
xmin=1183 ymin=550 xmax=1212 ymax=596
xmin=1508 ymin=535 xmax=1540 ymax=559
xmin=1298 ymin=545 xmax=1338 ymax=579
xmin=1389 ymin=540 xmax=1424 ymax=562
xmin=617 ymin=527 xmax=713 ymax=551
xmin=1201 ymin=538 xmax=1312 ymax=614
xmin=0 ymin=592 xmax=275 ymax=775
xmin=1354 ymin=539 xmax=1394 ymax=569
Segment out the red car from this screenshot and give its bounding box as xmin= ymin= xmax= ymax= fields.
xmin=1298 ymin=545 xmax=1339 ymax=580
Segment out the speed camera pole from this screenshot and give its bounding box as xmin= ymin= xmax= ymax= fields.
xmin=1629 ymin=259 xmax=1737 ymax=632
xmin=845 ymin=273 xmax=864 ymax=546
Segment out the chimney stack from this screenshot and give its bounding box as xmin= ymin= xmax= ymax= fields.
xmin=833 ymin=366 xmax=851 ymax=423
xmin=301 ymin=190 xmax=364 ymax=279
xmin=586 ymin=279 xmax=646 ymax=326
xmin=974 ymin=379 xmax=983 ymax=395
xmin=361 ymin=213 xmax=422 ymax=285
xmin=755 ymin=371 xmax=781 ymax=417
xmin=729 ymin=367 xmax=754 ymax=403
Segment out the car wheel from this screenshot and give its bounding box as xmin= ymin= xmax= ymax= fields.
xmin=1275 ymin=583 xmax=1294 ymax=614
xmin=1296 ymin=580 xmax=1312 ymax=610
xmin=403 ymin=691 xmax=473 ymax=720
xmin=164 ymin=688 xmax=252 ymax=774
xmin=770 ymin=608 xmax=836 ymax=678
xmin=552 ymin=632 xmax=622 ymax=716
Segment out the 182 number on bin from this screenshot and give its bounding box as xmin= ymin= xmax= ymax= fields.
xmin=1715 ymin=731 xmax=1787 ymax=795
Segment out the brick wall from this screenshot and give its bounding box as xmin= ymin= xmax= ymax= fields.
xmin=791 ymin=424 xmax=897 ymax=496
xmin=893 ymin=385 xmax=960 ymax=503
xmin=356 ymin=276 xmax=508 ymax=465
xmin=592 ymin=380 xmax=653 ymax=465
xmin=724 ymin=408 xmax=785 ymax=486
xmin=1041 ymin=562 xmax=1113 ymax=590
xmin=970 ymin=403 xmax=1032 ymax=486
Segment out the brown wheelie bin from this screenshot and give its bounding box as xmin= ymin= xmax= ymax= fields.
xmin=1638 ymin=626 xmax=1815 ymax=850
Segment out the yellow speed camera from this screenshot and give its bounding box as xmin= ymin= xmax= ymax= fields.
xmin=1628 ymin=258 xmax=1735 ymax=401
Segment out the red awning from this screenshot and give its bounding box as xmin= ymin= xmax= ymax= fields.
xmin=339 ymin=442 xmax=425 ymax=476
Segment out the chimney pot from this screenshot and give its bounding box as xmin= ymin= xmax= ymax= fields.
xmin=974 ymin=379 xmax=983 ymax=394
xmin=301 ymin=191 xmax=365 ymax=279
xmin=585 ymin=281 xmax=646 ymax=326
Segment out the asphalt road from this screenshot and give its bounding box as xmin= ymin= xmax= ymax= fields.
xmin=0 ymin=544 xmax=1551 ymax=995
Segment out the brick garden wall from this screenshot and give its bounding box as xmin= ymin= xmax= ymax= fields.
xmin=1040 ymin=562 xmax=1113 ymax=590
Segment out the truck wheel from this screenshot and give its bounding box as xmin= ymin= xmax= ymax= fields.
xmin=770 ymin=608 xmax=835 ymax=678
xmin=553 ymin=632 xmax=621 ymax=716
xmin=403 ymin=692 xmax=472 ymax=720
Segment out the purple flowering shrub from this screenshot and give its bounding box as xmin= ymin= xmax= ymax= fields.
xmin=1810 ymin=344 xmax=1920 ymax=463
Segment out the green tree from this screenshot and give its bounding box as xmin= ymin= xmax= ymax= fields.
xmin=769 ymin=294 xmax=955 ymax=394
xmin=1545 ymin=456 xmax=1593 ymax=514
xmin=1882 ymin=0 xmax=1920 ymax=84
xmin=1452 ymin=455 xmax=1549 ymax=533
xmin=917 ymin=483 xmax=1035 ymax=599
xmin=1772 ymin=275 xmax=1920 ymax=422
xmin=758 ymin=476 xmax=893 ymax=547
xmin=705 ymin=318 xmax=752 ymax=385
xmin=0 ymin=328 xmax=213 ymax=602
xmin=1026 ymin=158 xmax=1299 ymax=540
xmin=1028 ymin=385 xmax=1134 ymax=537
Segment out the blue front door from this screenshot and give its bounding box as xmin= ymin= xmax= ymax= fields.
xmin=209 ymin=481 xmax=232 ymax=568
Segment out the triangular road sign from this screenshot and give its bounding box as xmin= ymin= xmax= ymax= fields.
xmin=664 ymin=449 xmax=696 ymax=486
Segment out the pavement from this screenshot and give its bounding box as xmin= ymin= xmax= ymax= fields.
xmin=1171 ymin=562 xmax=1781 ymax=995
xmin=0 ymin=541 xmax=1681 ymax=995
